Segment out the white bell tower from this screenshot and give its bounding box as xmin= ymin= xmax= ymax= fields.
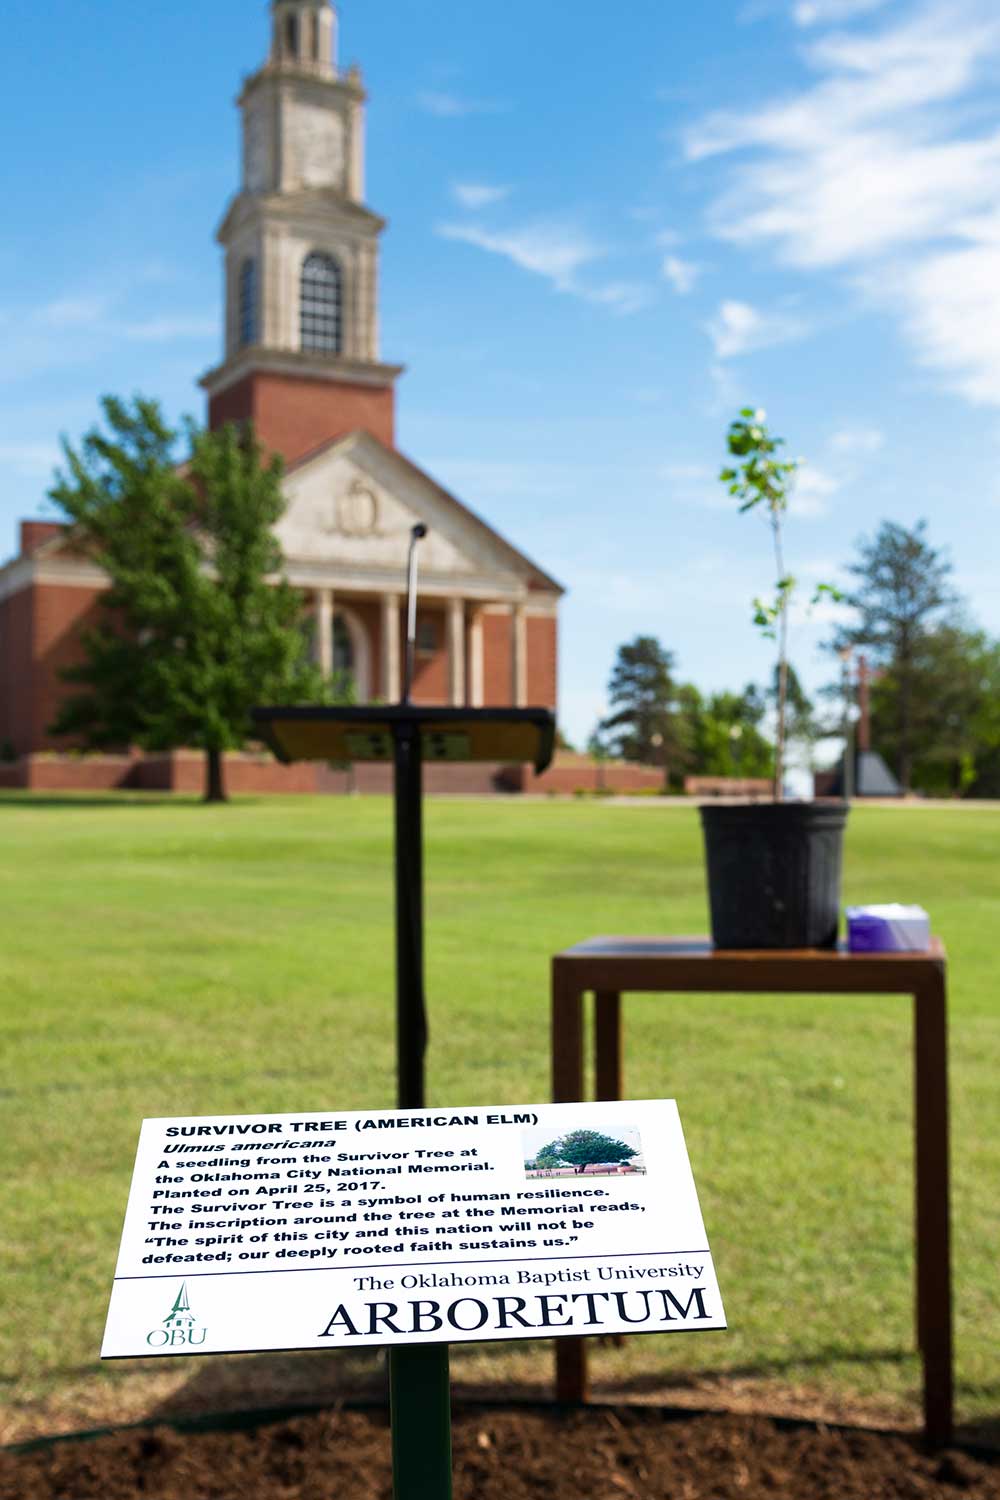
xmin=201 ymin=0 xmax=402 ymax=462
xmin=271 ymin=0 xmax=338 ymax=76
xmin=243 ymin=0 xmax=364 ymax=204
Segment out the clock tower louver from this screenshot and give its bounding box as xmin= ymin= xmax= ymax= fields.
xmin=200 ymin=0 xmax=403 ymax=463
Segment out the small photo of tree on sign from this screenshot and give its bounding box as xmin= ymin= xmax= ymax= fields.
xmin=522 ymin=1126 xmax=645 ymax=1179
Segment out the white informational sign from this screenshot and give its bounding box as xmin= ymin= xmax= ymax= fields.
xmin=101 ymin=1099 xmax=725 ymax=1358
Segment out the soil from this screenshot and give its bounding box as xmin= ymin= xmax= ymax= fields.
xmin=3 ymin=1404 xmax=999 ymax=1500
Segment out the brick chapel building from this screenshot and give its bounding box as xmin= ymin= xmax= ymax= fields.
xmin=0 ymin=0 xmax=562 ymax=794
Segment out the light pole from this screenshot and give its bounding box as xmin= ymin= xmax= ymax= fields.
xmin=839 ymin=647 xmax=853 ymax=802
xmin=651 ymin=731 xmax=666 ymax=790
xmin=728 ymin=722 xmax=743 ymax=780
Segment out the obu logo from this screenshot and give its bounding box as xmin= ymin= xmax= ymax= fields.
xmin=146 ymin=1281 xmax=207 ymax=1348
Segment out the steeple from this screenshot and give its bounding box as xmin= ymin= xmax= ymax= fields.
xmin=200 ymin=0 xmax=402 ymax=463
xmin=164 ymin=1283 xmax=195 ymax=1330
xmin=241 ymin=0 xmax=363 ymax=206
xmin=270 ymin=0 xmax=338 ymax=78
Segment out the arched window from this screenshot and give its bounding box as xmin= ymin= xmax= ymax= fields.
xmin=300 ymin=251 xmax=343 ymax=353
xmin=238 ymin=258 xmax=257 ymax=347
xmin=285 ymin=13 xmax=299 ymax=59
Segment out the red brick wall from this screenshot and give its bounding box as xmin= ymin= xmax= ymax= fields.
xmin=526 ymin=614 xmax=557 ymax=708
xmin=20 ymin=521 xmax=66 ymax=556
xmin=209 ymin=372 xmax=395 ymax=464
xmin=31 ymin=582 xmax=107 ymax=750
xmin=0 ymin=589 xmax=34 ymax=754
xmin=505 ymin=757 xmax=664 ymax=794
xmin=410 ymin=607 xmax=448 ymax=704
xmin=137 ymin=752 xmax=323 ymax=795
xmin=482 ymin=610 xmax=512 ymax=706
xmin=207 ymin=376 xmax=254 ymax=433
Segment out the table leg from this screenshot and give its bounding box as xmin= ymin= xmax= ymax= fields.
xmin=552 ymin=964 xmax=584 ymax=1105
xmin=914 ymin=971 xmax=953 ymax=1445
xmin=595 ymin=992 xmax=622 ymax=1101
xmin=595 ymin=991 xmax=625 ymax=1350
xmin=552 ymin=963 xmax=588 ymax=1402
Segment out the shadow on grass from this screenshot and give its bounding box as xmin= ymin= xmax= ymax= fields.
xmin=144 ymin=1340 xmax=925 ymax=1426
xmin=19 ymin=1343 xmax=998 ymax=1451
xmin=145 ymin=1342 xmax=1000 ymax=1450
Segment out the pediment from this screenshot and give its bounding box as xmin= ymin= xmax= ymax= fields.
xmin=276 ymin=433 xmax=560 ymax=594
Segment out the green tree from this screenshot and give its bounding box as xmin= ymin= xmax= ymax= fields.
xmin=868 ymin=623 xmax=1000 ymax=796
xmin=544 ymin=1128 xmax=639 ymax=1175
xmin=686 ymin=685 xmax=774 ymax=780
xmin=599 ymin=636 xmax=689 ymax=778
xmin=533 ymin=1143 xmax=563 ymax=1171
xmin=768 ymin=663 xmax=821 ymax=771
xmin=830 ymin=520 xmax=956 ymax=790
xmin=50 ymin=396 xmax=330 ymax=802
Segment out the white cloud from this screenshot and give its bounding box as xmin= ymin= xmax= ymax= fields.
xmin=789 ymin=461 xmax=840 ymax=517
xmin=585 ymin=281 xmax=651 ymax=314
xmin=686 ymin=1 xmax=1000 ymax=406
xmin=438 ymin=221 xmax=601 ymax=289
xmin=884 ymin=234 xmax=1000 ymax=403
xmin=708 ymin=359 xmax=744 ymax=412
xmin=40 ymin=297 xmax=108 ymax=329
xmin=792 ymin=0 xmax=892 ymax=26
xmin=829 ymin=425 xmax=885 ymax=452
xmin=417 ymin=91 xmax=501 ymax=118
xmin=662 ymin=254 xmax=701 ymax=294
xmin=706 ymin=298 xmax=811 ymax=357
xmin=0 ymin=284 xmax=218 ymax=383
xmin=437 ymin=221 xmax=650 ymax=314
xmin=451 ymin=181 xmax=510 ymax=209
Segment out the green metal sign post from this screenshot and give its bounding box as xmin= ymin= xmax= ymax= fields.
xmin=254 ymin=528 xmax=555 ymax=1500
xmin=389 ymin=1344 xmax=454 ymax=1500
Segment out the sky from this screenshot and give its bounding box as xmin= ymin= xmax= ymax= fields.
xmin=4 ymin=0 xmax=1000 ymax=755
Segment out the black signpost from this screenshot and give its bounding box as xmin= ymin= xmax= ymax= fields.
xmin=253 ymin=527 xmax=555 ymax=1499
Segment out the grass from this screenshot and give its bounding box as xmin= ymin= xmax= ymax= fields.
xmin=1 ymin=793 xmax=998 ymax=1430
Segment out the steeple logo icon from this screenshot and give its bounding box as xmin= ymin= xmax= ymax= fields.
xmin=146 ymin=1282 xmax=208 ymax=1349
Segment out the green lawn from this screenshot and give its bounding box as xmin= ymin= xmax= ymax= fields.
xmin=1 ymin=794 xmax=998 ymax=1429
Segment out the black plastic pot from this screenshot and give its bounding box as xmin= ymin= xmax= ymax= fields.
xmin=699 ymin=801 xmax=848 ymax=950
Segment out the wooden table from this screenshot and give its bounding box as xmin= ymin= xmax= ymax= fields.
xmin=551 ymin=936 xmax=952 ymax=1444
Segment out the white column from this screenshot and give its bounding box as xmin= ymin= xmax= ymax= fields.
xmin=512 ymin=602 xmax=528 ymax=707
xmin=316 ymin=588 xmax=334 ymax=677
xmin=468 ymin=610 xmax=484 ymax=708
xmin=382 ymin=593 xmax=401 ymax=701
xmin=448 ymin=598 xmax=466 ymax=707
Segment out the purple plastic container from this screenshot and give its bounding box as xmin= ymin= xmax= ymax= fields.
xmin=846 ymin=904 xmax=930 ymax=952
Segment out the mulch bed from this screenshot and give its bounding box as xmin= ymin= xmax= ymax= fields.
xmin=3 ymin=1405 xmax=999 ymax=1499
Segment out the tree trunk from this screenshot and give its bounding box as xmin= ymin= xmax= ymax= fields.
xmin=204 ymin=747 xmax=227 ymax=804
xmin=897 ymin=630 xmax=913 ymax=793
xmin=898 ymin=669 xmax=912 ymax=792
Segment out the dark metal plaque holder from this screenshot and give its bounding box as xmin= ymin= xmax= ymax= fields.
xmin=254 ymin=530 xmax=555 ymax=1498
